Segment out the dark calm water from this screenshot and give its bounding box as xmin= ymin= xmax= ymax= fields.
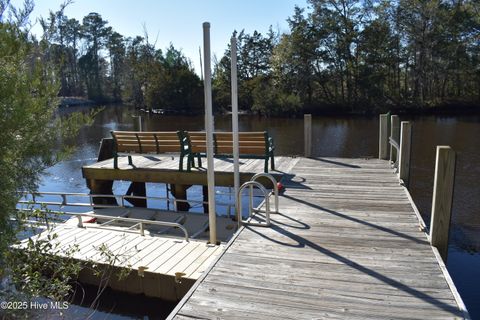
xmin=42 ymin=105 xmax=480 ymax=319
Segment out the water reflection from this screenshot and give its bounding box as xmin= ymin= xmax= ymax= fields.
xmin=45 ymin=105 xmax=479 ymax=319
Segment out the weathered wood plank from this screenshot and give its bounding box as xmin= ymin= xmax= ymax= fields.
xmin=169 ymin=157 xmax=466 ymax=319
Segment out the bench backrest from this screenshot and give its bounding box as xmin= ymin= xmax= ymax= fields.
xmin=215 ymin=132 xmax=269 ymax=155
xmin=184 ymin=131 xmax=271 ymax=155
xmin=111 ymin=131 xmax=182 ymax=154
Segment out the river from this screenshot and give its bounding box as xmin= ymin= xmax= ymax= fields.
xmin=41 ymin=105 xmax=480 ymax=319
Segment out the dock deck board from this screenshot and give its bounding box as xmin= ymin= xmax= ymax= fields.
xmin=168 ymin=157 xmax=467 ymax=319
xmin=19 ymin=225 xmax=226 ymax=300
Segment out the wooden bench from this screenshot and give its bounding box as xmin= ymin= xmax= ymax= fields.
xmin=182 ymin=131 xmax=275 ymax=173
xmin=110 ymin=131 xmax=189 ymax=170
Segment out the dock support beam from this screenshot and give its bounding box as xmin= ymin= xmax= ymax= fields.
xmin=430 ymin=146 xmax=456 ymax=262
xmin=304 ymin=114 xmax=312 ymax=157
xmin=398 ymin=121 xmax=412 ymax=187
xmin=378 ymin=114 xmax=389 ymax=160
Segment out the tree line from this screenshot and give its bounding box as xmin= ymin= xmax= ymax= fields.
xmin=215 ymin=0 xmax=480 ymax=115
xmin=36 ymin=0 xmax=480 ymax=115
xmin=38 ymin=3 xmax=202 ymax=112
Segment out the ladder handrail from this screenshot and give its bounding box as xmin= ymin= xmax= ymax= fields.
xmin=237 ymin=181 xmax=270 ymax=228
xmin=250 ymin=173 xmax=279 ymax=213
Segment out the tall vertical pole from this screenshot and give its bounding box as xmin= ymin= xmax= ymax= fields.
xmin=430 ymin=146 xmax=456 ymax=262
xmin=203 ymin=22 xmax=217 ymax=244
xmin=231 ymin=36 xmax=240 ymax=218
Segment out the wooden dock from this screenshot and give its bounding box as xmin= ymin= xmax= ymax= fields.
xmin=82 ymin=155 xmax=298 ymax=188
xmin=20 ymin=223 xmax=225 ymax=301
xmin=168 ymin=157 xmax=469 ymax=319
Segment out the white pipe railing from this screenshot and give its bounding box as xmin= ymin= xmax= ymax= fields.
xmin=16 ymin=209 xmax=190 ymax=241
xmin=18 ymin=191 xmax=235 ymax=212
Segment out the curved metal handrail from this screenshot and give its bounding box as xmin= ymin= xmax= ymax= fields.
xmin=389 ymin=136 xmax=400 ymax=152
xmin=251 ymin=173 xmax=279 ymax=214
xmin=237 ymin=181 xmax=270 ymax=228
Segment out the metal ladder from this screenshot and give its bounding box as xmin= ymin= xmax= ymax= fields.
xmin=236 ymin=173 xmax=279 ymax=228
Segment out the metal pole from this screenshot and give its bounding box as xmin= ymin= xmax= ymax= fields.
xmin=231 ymin=36 xmax=240 ymax=215
xmin=203 ymin=22 xmax=217 ymax=244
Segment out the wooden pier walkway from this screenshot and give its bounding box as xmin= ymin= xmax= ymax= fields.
xmin=168 ymin=157 xmax=468 ymax=319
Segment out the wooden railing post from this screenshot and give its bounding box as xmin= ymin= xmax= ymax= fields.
xmin=378 ymin=114 xmax=389 ymax=159
xmin=430 ymin=146 xmax=456 ymax=262
xmin=304 ymin=114 xmax=312 ymax=157
xmin=390 ymin=115 xmax=400 ymax=163
xmin=398 ymin=121 xmax=412 ymax=187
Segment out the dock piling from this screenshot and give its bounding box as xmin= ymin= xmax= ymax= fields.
xmin=379 ymin=114 xmax=389 ymax=160
xmin=430 ymin=146 xmax=456 ymax=262
xmin=133 ymin=115 xmax=143 ymax=131
xmin=304 ymin=114 xmax=312 ymax=157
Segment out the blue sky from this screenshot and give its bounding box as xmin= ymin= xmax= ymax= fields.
xmin=12 ymin=0 xmax=308 ymax=74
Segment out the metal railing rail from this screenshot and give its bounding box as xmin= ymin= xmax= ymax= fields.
xmin=389 ymin=136 xmax=400 ymax=169
xmin=16 ymin=209 xmax=190 ymax=241
xmin=236 ymin=181 xmax=271 ymax=228
xmin=18 ymin=191 xmax=235 ymax=212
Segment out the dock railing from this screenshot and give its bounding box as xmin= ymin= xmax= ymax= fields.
xmin=17 ymin=191 xmax=246 ymax=242
xmin=59 ymin=211 xmax=189 ymax=241
xmin=379 ymin=114 xmax=456 ymax=263
xmin=380 ymin=114 xmax=412 ymax=187
xmin=18 ymin=191 xmax=236 ymax=214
